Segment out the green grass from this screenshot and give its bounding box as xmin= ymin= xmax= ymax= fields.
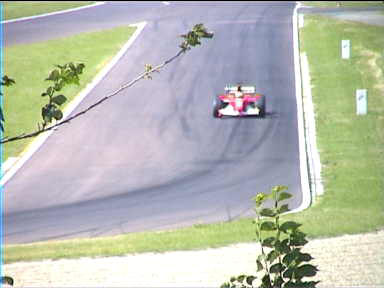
xmin=299 ymin=15 xmax=384 ymax=234
xmin=3 ymin=26 xmax=136 ymax=160
xmin=301 ymin=1 xmax=384 ymax=7
xmin=4 ymin=15 xmax=384 ymax=264
xmin=3 ymin=1 xmax=96 ymax=20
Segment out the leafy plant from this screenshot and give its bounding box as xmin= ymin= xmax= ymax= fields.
xmin=221 ymin=186 xmax=319 ymax=288
xmin=40 ymin=62 xmax=85 ymax=129
xmin=0 ymin=76 xmax=16 ymax=132
xmin=1 ymin=276 xmax=14 ymax=286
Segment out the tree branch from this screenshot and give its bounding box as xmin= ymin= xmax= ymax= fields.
xmin=0 ymin=49 xmax=186 ymax=144
xmin=1 ymin=23 xmax=213 ymax=144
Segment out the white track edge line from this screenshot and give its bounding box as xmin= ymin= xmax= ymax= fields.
xmin=290 ymin=2 xmax=312 ymax=213
xmin=0 ymin=21 xmax=147 ymax=186
xmin=2 ymin=2 xmax=106 ymax=24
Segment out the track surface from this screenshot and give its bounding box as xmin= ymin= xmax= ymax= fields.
xmin=4 ymin=1 xmax=302 ymax=244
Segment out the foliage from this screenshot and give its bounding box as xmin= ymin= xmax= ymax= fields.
xmin=179 ymin=23 xmax=214 ymax=51
xmin=221 ymin=186 xmax=319 ymax=288
xmin=0 ymin=76 xmax=16 ymax=131
xmin=1 ymin=276 xmax=14 ymax=286
xmin=40 ymin=62 xmax=85 ymax=129
xmin=0 ymin=23 xmax=213 ymax=143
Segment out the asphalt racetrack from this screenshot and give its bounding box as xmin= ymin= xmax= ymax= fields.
xmin=4 ymin=1 xmax=303 ymax=244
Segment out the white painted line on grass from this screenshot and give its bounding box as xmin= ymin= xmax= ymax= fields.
xmin=2 ymin=2 xmax=105 ymax=24
xmin=0 ymin=21 xmax=147 ymax=186
xmin=291 ymin=2 xmax=312 ymax=213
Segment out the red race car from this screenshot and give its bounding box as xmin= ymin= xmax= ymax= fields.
xmin=213 ymin=85 xmax=265 ymax=118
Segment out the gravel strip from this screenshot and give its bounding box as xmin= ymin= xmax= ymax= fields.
xmin=4 ymin=230 xmax=384 ymax=287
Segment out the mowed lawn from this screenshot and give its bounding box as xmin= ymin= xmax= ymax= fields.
xmin=4 ymin=26 xmax=136 ymax=160
xmin=3 ymin=1 xmax=96 ymax=20
xmin=295 ymin=15 xmax=384 ymax=236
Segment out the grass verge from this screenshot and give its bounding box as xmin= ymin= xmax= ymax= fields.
xmin=3 ymin=1 xmax=96 ymax=21
xmin=299 ymin=14 xmax=384 ymax=238
xmin=4 ymin=26 xmax=136 ymax=160
xmin=301 ymin=1 xmax=384 ymax=8
xmin=4 ymin=15 xmax=384 ymax=264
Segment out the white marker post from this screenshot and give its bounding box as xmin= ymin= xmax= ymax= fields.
xmin=356 ymin=89 xmax=367 ymax=115
xmin=342 ymin=40 xmax=350 ymax=59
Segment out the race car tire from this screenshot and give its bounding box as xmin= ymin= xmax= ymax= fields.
xmin=213 ymin=97 xmax=224 ymax=118
xmin=213 ymin=106 xmax=220 ymax=118
xmin=259 ymin=95 xmax=266 ymax=117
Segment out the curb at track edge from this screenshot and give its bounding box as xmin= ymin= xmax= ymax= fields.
xmin=290 ymin=1 xmax=312 ymax=214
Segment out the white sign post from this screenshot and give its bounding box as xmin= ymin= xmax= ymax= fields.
xmin=356 ymin=89 xmax=367 ymax=115
xmin=342 ymin=40 xmax=350 ymax=59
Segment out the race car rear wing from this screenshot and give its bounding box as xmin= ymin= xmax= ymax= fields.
xmin=224 ymin=85 xmax=255 ymax=93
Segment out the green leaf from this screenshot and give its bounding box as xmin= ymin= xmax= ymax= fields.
xmin=51 ymin=95 xmax=67 ymax=106
xmin=278 ymin=204 xmax=290 ymax=214
xmin=262 ymin=236 xmax=276 ymax=248
xmin=246 ymin=276 xmax=256 ymax=285
xmin=261 ymin=274 xmax=272 ymax=288
xmin=76 ymin=63 xmax=85 ymax=74
xmin=283 ymin=267 xmax=294 ymax=279
xmin=278 ymin=192 xmax=292 ymax=202
xmin=272 ymin=185 xmax=288 ymax=200
xmin=298 ymin=252 xmax=313 ymax=262
xmin=280 ymin=221 xmax=301 ymax=232
xmin=52 ymin=109 xmax=63 ymax=121
xmin=256 ymin=259 xmax=264 ymax=271
xmin=267 ymin=250 xmax=279 ymax=262
xmin=2 ymin=276 xmax=14 ymax=286
xmin=274 ymin=239 xmax=287 ymax=254
xmin=237 ymin=275 xmax=246 ymax=282
xmin=295 ymin=264 xmax=318 ymax=278
xmin=260 ymin=208 xmax=276 ymax=217
xmin=284 ymin=282 xmax=296 ymax=288
xmin=46 ymin=69 xmax=60 ymax=81
xmin=2 ymin=75 xmax=15 ymax=86
xmin=282 ymin=254 xmax=293 ymax=267
xmin=260 ymin=221 xmax=276 ymax=231
xmin=42 ymin=104 xmax=55 ymax=123
xmin=282 ymin=249 xmax=300 ymax=266
xmin=43 ymin=114 xmax=52 ymax=124
xmin=279 ymin=238 xmax=291 ymax=254
xmin=270 ymin=263 xmax=284 ymax=274
xmin=253 ymin=193 xmax=268 ymax=207
xmin=69 ymin=62 xmax=76 ymax=71
xmin=290 ymin=231 xmax=308 ymax=246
